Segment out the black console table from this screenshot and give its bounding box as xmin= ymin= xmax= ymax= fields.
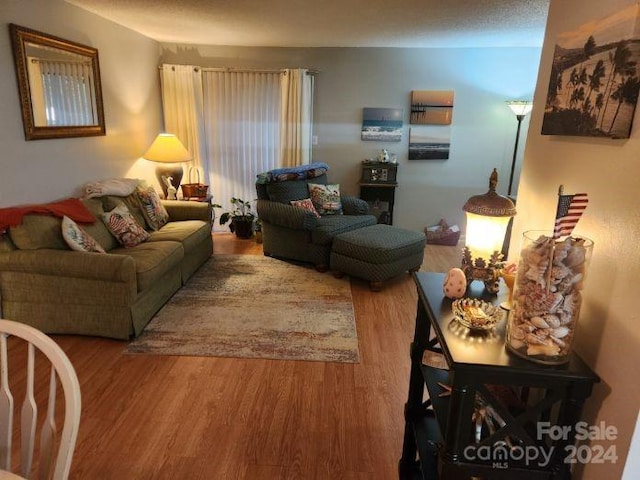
xmin=399 ymin=272 xmax=599 ymax=480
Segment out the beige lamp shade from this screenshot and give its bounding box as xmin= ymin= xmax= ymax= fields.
xmin=142 ymin=133 xmax=192 ymax=163
xmin=506 ymin=100 xmax=533 ymax=118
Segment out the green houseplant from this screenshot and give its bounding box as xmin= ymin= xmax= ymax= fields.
xmin=213 ymin=197 xmax=255 ymax=239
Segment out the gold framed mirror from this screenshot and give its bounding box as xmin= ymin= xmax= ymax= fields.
xmin=9 ymin=24 xmax=106 ymax=140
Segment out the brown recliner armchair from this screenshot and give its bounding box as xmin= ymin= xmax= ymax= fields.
xmin=256 ymin=163 xmax=376 ymax=270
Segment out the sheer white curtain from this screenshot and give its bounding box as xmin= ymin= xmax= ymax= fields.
xmin=202 ymin=71 xmax=280 ymax=230
xmin=28 ymin=58 xmax=96 ymax=126
xmin=160 ymin=65 xmax=207 ymax=183
xmin=279 ymin=69 xmax=314 ymax=167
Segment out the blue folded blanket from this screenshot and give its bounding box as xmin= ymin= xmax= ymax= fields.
xmin=256 ymin=162 xmax=329 ymax=184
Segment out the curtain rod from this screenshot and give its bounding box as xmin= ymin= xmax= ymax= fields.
xmin=158 ymin=65 xmax=317 ymax=75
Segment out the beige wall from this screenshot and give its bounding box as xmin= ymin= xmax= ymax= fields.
xmin=160 ymin=44 xmax=542 ymax=232
xmin=0 ymin=0 xmax=162 ymax=207
xmin=514 ymin=0 xmax=640 ymax=477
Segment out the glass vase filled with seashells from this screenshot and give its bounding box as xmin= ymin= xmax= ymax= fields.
xmin=506 ymin=230 xmax=593 ymax=365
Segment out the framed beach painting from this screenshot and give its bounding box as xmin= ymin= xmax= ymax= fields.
xmin=410 ymin=90 xmax=454 ymax=125
xmin=361 ymin=107 xmax=403 ymax=142
xmin=408 ymin=126 xmax=451 ymax=160
xmin=542 ymin=4 xmax=640 ymax=138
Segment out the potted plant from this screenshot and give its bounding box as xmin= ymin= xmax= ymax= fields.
xmin=213 ymin=197 xmax=255 ymax=239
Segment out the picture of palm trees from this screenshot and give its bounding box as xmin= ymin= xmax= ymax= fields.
xmin=542 ymin=4 xmax=640 ymax=138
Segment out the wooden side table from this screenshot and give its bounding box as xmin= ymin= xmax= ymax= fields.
xmin=399 ymin=272 xmax=600 ymax=480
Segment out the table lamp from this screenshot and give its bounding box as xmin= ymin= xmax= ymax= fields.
xmin=461 ymin=169 xmax=516 ymax=293
xmin=142 ymin=133 xmax=192 ymax=198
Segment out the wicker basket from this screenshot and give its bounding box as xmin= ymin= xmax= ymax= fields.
xmin=181 ymin=167 xmax=209 ymax=199
xmin=425 ymin=219 xmax=461 ymax=246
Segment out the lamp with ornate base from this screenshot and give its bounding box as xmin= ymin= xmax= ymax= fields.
xmin=462 ymin=169 xmax=516 ymax=293
xmin=142 ymin=133 xmax=192 ymax=199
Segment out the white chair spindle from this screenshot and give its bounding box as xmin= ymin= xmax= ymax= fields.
xmin=0 ymin=333 xmax=14 ymax=471
xmin=21 ymin=343 xmax=38 ymax=477
xmin=38 ymin=366 xmax=57 ymax=480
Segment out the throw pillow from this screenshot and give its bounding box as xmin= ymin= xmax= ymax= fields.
xmin=61 ymin=216 xmax=106 ymax=253
xmin=308 ymin=183 xmax=343 ymax=215
xmin=136 ymin=185 xmax=169 ymax=230
xmin=102 ymin=203 xmax=150 ymax=248
xmin=290 ymin=198 xmax=321 ymax=218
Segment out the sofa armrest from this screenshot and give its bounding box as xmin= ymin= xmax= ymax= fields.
xmin=162 ymin=200 xmax=211 ymax=222
xmin=257 ymin=199 xmax=319 ymax=230
xmin=0 ymin=249 xmax=136 ymax=283
xmin=341 ymin=196 xmax=369 ymax=215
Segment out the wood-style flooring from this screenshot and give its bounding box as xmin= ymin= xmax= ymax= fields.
xmin=45 ymin=234 xmax=461 ymax=479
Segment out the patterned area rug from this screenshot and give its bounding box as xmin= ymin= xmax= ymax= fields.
xmin=126 ymin=254 xmax=359 ymax=363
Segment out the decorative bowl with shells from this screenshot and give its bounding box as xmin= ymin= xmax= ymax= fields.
xmin=452 ymin=298 xmax=504 ymax=331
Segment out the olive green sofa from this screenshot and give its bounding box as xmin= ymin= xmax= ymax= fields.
xmin=0 ymin=195 xmax=212 ymax=340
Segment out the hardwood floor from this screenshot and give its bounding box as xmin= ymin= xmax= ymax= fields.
xmin=49 ymin=234 xmax=461 ymax=479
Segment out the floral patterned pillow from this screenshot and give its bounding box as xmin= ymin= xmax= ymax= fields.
xmin=102 ymin=203 xmax=150 ymax=248
xmin=308 ymin=183 xmax=342 ymax=215
xmin=136 ymin=185 xmax=169 ymax=230
xmin=290 ymin=198 xmax=321 ymax=218
xmin=61 ymin=216 xmax=106 ymax=253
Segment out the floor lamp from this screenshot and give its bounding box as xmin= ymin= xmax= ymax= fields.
xmin=505 ymin=101 xmax=533 ymax=197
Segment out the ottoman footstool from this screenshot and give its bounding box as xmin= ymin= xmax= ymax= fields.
xmin=330 ymin=224 xmax=426 ymax=291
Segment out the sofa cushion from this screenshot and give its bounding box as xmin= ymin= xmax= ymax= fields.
xmin=102 ymin=204 xmax=150 ymax=248
xmin=308 ymin=183 xmax=342 ymax=215
xmin=102 ymin=194 xmax=148 ymax=230
xmin=147 ymin=220 xmax=211 ymax=254
xmin=81 ymin=198 xmax=119 ymax=251
xmin=9 ymin=215 xmax=67 ymax=250
xmin=311 ymin=215 xmax=377 ymax=246
xmin=290 ymin=198 xmax=320 ymax=218
xmin=110 ymin=240 xmax=184 ymax=292
xmin=61 ymin=216 xmax=106 ymax=253
xmin=136 ymin=186 xmax=169 ymax=230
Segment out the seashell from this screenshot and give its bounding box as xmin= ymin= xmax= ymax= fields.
xmin=543 ymin=314 xmax=561 ymax=328
xmin=553 ymin=241 xmax=570 ymax=265
xmin=525 ymin=333 xmax=546 ymax=345
xmin=565 ymin=243 xmax=586 ymax=268
xmin=558 ymin=311 xmax=574 ymax=325
xmin=527 ymin=344 xmax=560 ymax=356
xmin=549 ymin=293 xmax=564 ymax=313
xmin=570 ymin=273 xmax=584 ymax=290
xmin=551 ymin=326 xmax=570 ymax=339
xmin=551 ymin=264 xmax=571 ymax=281
xmin=510 ymin=338 xmax=525 ymax=349
xmin=549 ymin=336 xmax=566 ymax=348
xmin=443 ymin=268 xmax=467 ymax=299
xmin=531 ymin=316 xmax=550 ymax=329
xmin=511 ymin=325 xmax=526 ymax=340
xmin=521 ymin=321 xmax=537 ymax=332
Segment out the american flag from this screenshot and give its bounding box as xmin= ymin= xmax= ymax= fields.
xmin=553 ymin=192 xmax=588 ymax=239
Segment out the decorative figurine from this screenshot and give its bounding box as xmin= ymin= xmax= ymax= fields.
xmin=377 ymin=148 xmax=389 ymax=163
xmin=163 ymin=176 xmax=177 ymax=200
xmin=443 ymin=267 xmax=467 ymax=299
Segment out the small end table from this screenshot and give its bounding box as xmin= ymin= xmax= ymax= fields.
xmin=399 ymin=272 xmax=600 ymax=480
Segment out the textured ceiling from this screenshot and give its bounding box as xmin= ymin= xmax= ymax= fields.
xmin=66 ymin=0 xmax=550 ymax=48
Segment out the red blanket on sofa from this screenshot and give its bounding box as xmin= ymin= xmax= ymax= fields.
xmin=0 ymin=198 xmax=95 ymax=232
